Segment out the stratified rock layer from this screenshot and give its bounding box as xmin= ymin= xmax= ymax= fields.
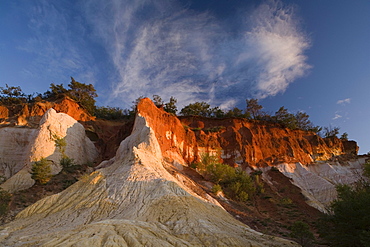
xmin=0 ymin=108 xmax=98 ymax=192
xmin=180 ymin=116 xmax=357 ymax=167
xmin=277 ymin=158 xmax=366 ymax=212
xmin=0 ymin=101 xmax=298 ymax=247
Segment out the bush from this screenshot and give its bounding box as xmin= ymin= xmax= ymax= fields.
xmin=31 ymin=158 xmax=52 ymax=184
xmin=0 ymin=188 xmax=11 ymax=216
xmin=289 ymin=221 xmax=314 ymax=247
xmin=95 ymin=106 xmax=129 ymax=120
xmin=318 ymin=161 xmax=370 ymax=246
xmin=212 ymin=184 xmax=222 ymax=194
xmin=198 ymin=153 xmax=257 ymax=202
xmin=60 ymin=156 xmax=75 ymax=169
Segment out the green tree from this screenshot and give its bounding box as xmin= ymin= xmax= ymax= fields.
xmin=246 ymin=99 xmax=263 ymax=119
xmin=0 ymin=84 xmax=26 ymax=105
xmin=43 ymin=83 xmax=68 ymax=99
xmin=164 ymin=96 xmax=178 ymax=114
xmin=323 ymin=126 xmax=340 ymax=138
xmin=180 ymin=101 xmax=212 ymax=117
xmin=340 ymin=132 xmax=349 ymax=141
xmin=152 ymin=95 xmax=163 ymax=108
xmin=31 ymin=158 xmax=53 ymax=185
xmin=67 ymin=77 xmax=97 ymax=115
xmin=95 ymin=106 xmax=128 ymax=120
xmin=225 ymin=107 xmax=246 ymax=118
xmin=319 ymin=161 xmax=370 ymax=247
xmin=0 ymin=188 xmax=11 ymax=216
xmin=210 ymin=106 xmax=225 ymax=118
xmin=130 ymin=96 xmax=145 ymax=115
xmin=289 ymin=221 xmax=314 ymax=247
xmin=275 ymin=106 xmax=297 ymax=129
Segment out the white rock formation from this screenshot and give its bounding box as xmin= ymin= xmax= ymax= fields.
xmin=0 ymin=108 xmax=98 ymax=192
xmin=277 ymin=158 xmax=366 ymax=212
xmin=0 ymin=128 xmax=37 ymax=179
xmin=0 ymin=113 xmax=298 ymax=247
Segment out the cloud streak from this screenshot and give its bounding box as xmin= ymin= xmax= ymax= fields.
xmin=18 ymin=0 xmax=310 ymax=108
xmin=81 ymin=0 xmax=311 ymax=108
xmin=337 ymin=98 xmax=351 ymax=105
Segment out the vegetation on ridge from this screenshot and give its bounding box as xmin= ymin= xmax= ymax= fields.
xmin=1 ymin=80 xmax=345 ymax=137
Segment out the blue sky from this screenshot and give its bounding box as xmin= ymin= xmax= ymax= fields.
xmin=0 ymin=0 xmax=369 ymax=153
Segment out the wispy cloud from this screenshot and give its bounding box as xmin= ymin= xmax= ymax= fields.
xmin=16 ymin=0 xmax=310 ymax=108
xmin=337 ymin=98 xmax=351 ymax=105
xmin=82 ymin=0 xmax=311 ymax=108
xmin=333 ymin=113 xmax=342 ymax=120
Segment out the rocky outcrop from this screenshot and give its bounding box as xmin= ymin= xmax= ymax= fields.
xmin=0 ymin=97 xmax=94 ymax=127
xmin=0 ymin=100 xmax=298 ymax=246
xmin=275 ymin=158 xmax=366 ymax=212
xmin=180 ymin=116 xmax=357 ymax=167
xmin=0 ymin=108 xmax=98 ymax=193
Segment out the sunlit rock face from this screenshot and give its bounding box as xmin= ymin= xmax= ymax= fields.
xmin=0 ymin=97 xmax=94 ymax=127
xmin=276 ymin=158 xmax=366 ymax=212
xmin=0 ymin=99 xmax=298 ymax=247
xmin=0 ymin=108 xmax=98 ymax=193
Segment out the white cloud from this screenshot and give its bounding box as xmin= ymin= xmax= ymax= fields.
xmin=80 ymin=0 xmax=311 ymax=108
xmin=337 ymin=98 xmax=351 ymax=105
xmin=333 ymin=114 xmax=342 ymax=120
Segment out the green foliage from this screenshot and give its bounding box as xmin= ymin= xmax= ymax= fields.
xmin=225 ymin=107 xmax=248 ymax=118
xmin=152 ymin=95 xmax=163 ymax=108
xmin=204 ymin=126 xmax=226 ymax=133
xmin=340 ymin=132 xmax=349 ymax=141
xmin=0 ymin=188 xmax=11 ymax=216
xmin=31 ymin=158 xmax=53 ymax=184
xmin=67 ymin=77 xmax=97 ymax=115
xmin=180 ymin=101 xmax=212 ymax=117
xmin=197 ymin=153 xmax=257 ymax=202
xmin=319 ymin=161 xmax=370 ymax=246
xmin=95 ymin=106 xmax=130 ymax=120
xmin=322 ymin=126 xmax=340 ymax=138
xmin=131 ymin=96 xmax=145 ymax=114
xmin=42 ymin=78 xmax=98 ymax=115
xmin=275 ymin=106 xmax=297 ymax=129
xmin=53 ymin=135 xmax=67 ymax=156
xmin=246 ymin=98 xmax=263 ymax=119
xmin=60 ymin=156 xmax=75 ymax=169
xmin=0 ymin=84 xmax=26 ymax=105
xmin=289 ymin=221 xmax=314 ymax=247
xmin=211 ymin=184 xmax=222 ymax=194
xmin=43 ymin=83 xmax=68 ymax=99
xmin=164 ymin=96 xmax=178 ymax=114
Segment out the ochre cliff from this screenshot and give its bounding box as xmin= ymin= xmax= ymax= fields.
xmin=0 ymin=98 xmax=299 ymax=247
xmin=137 ymin=98 xmax=357 ymax=168
xmin=0 ymin=96 xmax=94 ymax=127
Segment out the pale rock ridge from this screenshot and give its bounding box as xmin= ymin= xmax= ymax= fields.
xmin=277 ymin=158 xmax=366 ymax=212
xmin=0 ymin=128 xmax=37 ymax=179
xmin=0 ymin=110 xmax=298 ymax=246
xmin=0 ymin=108 xmax=98 ymax=193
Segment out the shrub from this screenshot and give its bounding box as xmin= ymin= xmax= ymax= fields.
xmin=212 ymin=184 xmax=222 ymax=194
xmin=31 ymin=158 xmax=52 ymax=184
xmin=0 ymin=188 xmax=11 ymax=216
xmin=60 ymin=156 xmax=76 ymax=170
xmin=198 ymin=153 xmax=257 ymax=202
xmin=289 ymin=221 xmax=314 ymax=247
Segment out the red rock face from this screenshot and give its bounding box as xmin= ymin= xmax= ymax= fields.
xmin=0 ymin=97 xmax=94 ymax=126
xmin=138 ymin=98 xmax=357 ymax=168
xmin=137 ymin=98 xmax=198 ymax=164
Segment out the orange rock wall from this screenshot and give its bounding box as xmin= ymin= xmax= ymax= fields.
xmin=138 ymin=98 xmax=356 ymax=168
xmin=137 ymin=98 xmax=198 ymax=164
xmin=0 ymin=97 xmax=94 ymax=126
